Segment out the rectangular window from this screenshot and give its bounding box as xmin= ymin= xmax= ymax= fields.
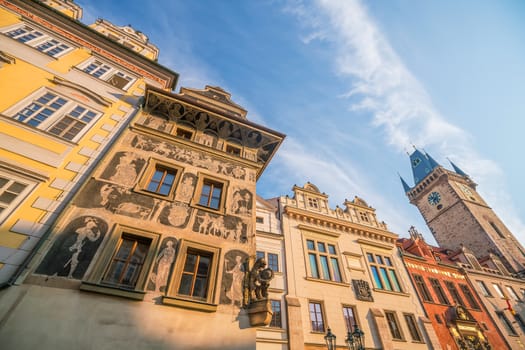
xmin=514 ymin=314 xmax=525 ymax=333
xmin=498 ymin=312 xmax=518 ymax=336
xmin=492 ymin=283 xmax=505 ymax=298
xmin=435 ymin=314 xmax=443 ymax=324
xmin=11 ymin=91 xmax=100 ymax=141
xmin=385 ymin=311 xmax=404 ymax=340
xmin=308 ymin=197 xmax=319 ymax=209
xmin=445 ymin=281 xmax=465 ymax=307
xmin=506 ymin=286 xmax=521 ymax=302
xmin=176 ymin=128 xmax=193 ymax=140
xmin=366 ymin=252 xmax=402 ymax=292
xmin=270 ymin=300 xmax=282 ymax=328
xmin=198 ymin=179 xmax=223 ymax=210
xmin=306 ymin=239 xmax=342 ymax=282
xmin=4 ymin=24 xmax=71 ymax=57
xmin=256 ymin=251 xmax=279 ymax=272
xmin=413 ymin=275 xmax=433 ymax=302
xmin=81 ymin=59 xmax=135 ymax=90
xmin=178 ymin=249 xmax=212 ymax=300
xmin=342 ymin=306 xmax=358 ymax=332
xmin=256 ymin=251 xmax=265 ymax=260
xmin=256 ymin=216 xmax=264 ymax=224
xmin=102 ymin=234 xmax=151 ymax=289
xmin=309 ymin=301 xmax=325 ymax=332
xmin=146 ymin=166 xmax=177 ymax=196
xmin=404 ymin=313 xmax=423 ymax=342
xmin=429 ymin=278 xmax=450 ymax=305
xmin=225 ymin=144 xmax=241 ymax=156
xmin=0 ymin=172 xmax=35 ymax=224
xmin=460 ymin=284 xmax=480 ymax=309
xmin=477 ymin=280 xmax=492 ymax=297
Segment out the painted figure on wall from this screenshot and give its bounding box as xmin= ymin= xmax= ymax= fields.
xmin=220 ymin=250 xmax=248 ymax=306
xmin=100 ymin=152 xmax=145 ymax=187
xmin=148 ymin=238 xmax=177 ymax=294
xmin=36 ymin=216 xmax=108 ymax=279
xmin=193 ymin=211 xmax=247 ymax=242
xmin=231 ymin=189 xmax=252 ymax=216
xmin=176 ymin=173 xmax=196 ymax=203
xmin=158 ymin=202 xmax=191 ymax=228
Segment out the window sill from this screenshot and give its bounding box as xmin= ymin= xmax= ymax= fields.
xmin=373 ymin=288 xmax=411 ymax=297
xmin=80 ymin=281 xmax=146 ymax=300
xmin=162 ymin=295 xmax=217 ymax=312
xmin=257 ymin=326 xmax=286 ymax=333
xmin=305 ymin=277 xmax=350 ymax=287
xmin=191 ymin=203 xmax=226 ymax=216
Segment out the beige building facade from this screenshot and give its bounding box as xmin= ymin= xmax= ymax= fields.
xmin=278 ymin=183 xmax=440 ymax=350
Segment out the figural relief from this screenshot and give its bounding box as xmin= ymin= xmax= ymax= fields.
xmin=158 ymin=202 xmax=191 ymax=228
xmin=100 ymin=152 xmax=145 ymax=187
xmin=143 ymin=115 xmax=171 ymax=132
xmin=230 ymin=188 xmax=253 ymax=216
xmin=193 ymin=211 xmax=248 ymax=243
xmin=130 ymin=134 xmax=246 ymax=180
xmin=75 ymin=179 xmax=156 ymax=220
xmin=148 ymin=237 xmax=177 ymax=294
xmin=36 ymin=216 xmax=108 ymax=279
xmin=220 ymin=250 xmax=248 ymax=306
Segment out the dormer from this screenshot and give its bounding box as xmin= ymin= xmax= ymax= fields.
xmin=41 ymin=0 xmax=83 ymax=20
xmin=343 ymin=196 xmax=380 ymax=227
xmin=291 ymin=182 xmax=329 ymax=213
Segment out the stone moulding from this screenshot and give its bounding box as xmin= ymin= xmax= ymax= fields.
xmin=247 ymin=299 xmax=273 ymax=327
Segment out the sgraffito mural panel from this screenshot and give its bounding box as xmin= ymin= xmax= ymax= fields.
xmin=36 ymin=216 xmax=108 ymax=279
xmin=220 ymin=249 xmax=248 ymax=306
xmin=230 ymin=188 xmax=253 ymax=216
xmin=147 ymin=236 xmax=178 ymax=293
xmin=193 ymin=210 xmax=248 ymax=243
xmin=99 ymin=151 xmax=145 ymax=187
xmin=158 ymin=202 xmax=191 ymax=228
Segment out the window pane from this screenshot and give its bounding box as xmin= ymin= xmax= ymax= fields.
xmin=317 ymin=242 xmax=326 ymax=252
xmin=330 ymin=257 xmax=341 ymax=282
xmin=320 ymin=256 xmax=330 ymax=280
xmin=380 ymin=267 xmax=392 ymax=290
xmin=183 ymin=253 xmax=197 ymax=273
xmin=389 ymin=270 xmax=401 ymax=292
xmin=307 ymin=240 xmax=315 ymax=250
xmin=270 ymin=300 xmax=282 ymax=328
xmin=328 ymin=244 xmax=336 ymax=254
xmin=371 ymin=266 xmax=383 ymax=289
xmin=367 ymin=253 xmax=374 ymax=263
xmin=343 ymin=307 xmax=356 ymax=331
xmin=268 ymin=253 xmax=279 ymax=272
xmin=178 ymin=274 xmax=193 ymax=295
xmin=309 ymin=253 xmax=319 ymax=278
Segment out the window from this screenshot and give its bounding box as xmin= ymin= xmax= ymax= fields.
xmin=342 ymin=306 xmax=358 ymax=332
xmin=489 ymin=221 xmax=505 ymax=239
xmin=385 ymin=311 xmax=404 ymax=340
xmin=81 ymin=59 xmax=135 ymax=90
xmin=146 ymin=166 xmax=177 ymax=195
xmin=225 ymin=144 xmax=241 ymax=156
xmin=506 ymin=286 xmax=521 ymax=302
xmin=444 ymin=281 xmax=465 ymax=306
xmin=0 ymin=172 xmax=35 ymax=224
xmin=514 ymin=314 xmax=525 ymax=333
xmin=492 ymin=283 xmax=505 ymax=298
xmin=460 ymin=284 xmax=480 ymax=309
xmin=429 ymin=278 xmax=450 ymax=305
xmin=413 ymin=275 xmax=433 ymax=302
xmin=4 ymin=24 xmax=71 ymax=57
xmin=256 ymin=216 xmax=264 ymax=224
xmin=256 ymin=251 xmax=279 ymax=272
xmin=366 ymin=252 xmax=402 ymax=292
xmin=270 ymin=300 xmax=282 ymax=328
xmin=477 ymin=280 xmax=492 ymax=297
xmin=306 ymin=239 xmax=342 ymax=282
xmin=308 ymin=197 xmax=319 ymax=209
xmin=166 ymin=240 xmax=219 ymax=306
xmin=178 ymin=249 xmax=212 ymax=299
xmin=102 ymin=234 xmax=151 ymax=289
xmin=11 ymin=91 xmax=100 ymax=141
xmin=176 ymin=127 xmax=193 ymax=140
xmin=404 ymin=313 xmax=423 ymax=342
xmin=309 ymin=301 xmax=325 ymax=332
xmin=359 ymin=212 xmax=369 ymax=222
xmin=435 ymin=314 xmax=443 ymax=324
xmin=498 ymin=311 xmax=518 ymax=336
xmin=195 ymin=177 xmax=225 ymax=211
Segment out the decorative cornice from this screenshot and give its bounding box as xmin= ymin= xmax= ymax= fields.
xmin=51 ymin=76 xmax=112 ymax=107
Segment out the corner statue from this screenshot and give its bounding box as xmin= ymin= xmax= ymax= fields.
xmin=244 ymin=257 xmax=275 ymax=327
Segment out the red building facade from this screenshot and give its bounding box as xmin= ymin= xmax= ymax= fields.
xmin=398 ymin=228 xmax=508 ymax=350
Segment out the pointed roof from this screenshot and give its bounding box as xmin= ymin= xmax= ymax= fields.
xmin=409 ymin=148 xmax=440 ymax=185
xmin=449 ymin=159 xmax=469 ymax=177
xmin=399 ymin=174 xmax=411 ymax=192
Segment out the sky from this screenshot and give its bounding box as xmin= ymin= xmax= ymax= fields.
xmin=78 ymin=0 xmax=525 ymax=245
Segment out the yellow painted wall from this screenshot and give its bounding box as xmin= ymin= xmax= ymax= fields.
xmin=0 ymin=8 xmax=20 ymax=27
xmin=47 ymin=48 xmax=91 ymax=73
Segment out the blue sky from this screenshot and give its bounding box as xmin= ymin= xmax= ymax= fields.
xmin=78 ymin=0 xmax=525 ymax=245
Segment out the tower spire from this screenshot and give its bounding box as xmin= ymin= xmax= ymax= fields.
xmin=408 ymin=148 xmax=440 ymax=185
xmin=399 ymin=173 xmax=411 ymax=193
xmin=448 ymin=158 xmax=469 ymax=177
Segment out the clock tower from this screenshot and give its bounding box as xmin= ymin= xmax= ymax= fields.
xmin=401 ymin=149 xmax=525 ymax=274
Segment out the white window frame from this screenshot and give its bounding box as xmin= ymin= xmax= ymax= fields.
xmin=79 ymin=58 xmax=136 ymax=90
xmin=0 ymin=170 xmax=37 ymax=225
xmin=5 ymin=89 xmax=102 ymax=142
xmin=2 ymin=23 xmax=73 ymax=58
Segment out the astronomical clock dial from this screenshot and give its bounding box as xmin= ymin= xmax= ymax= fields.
xmin=427 ymin=191 xmax=441 ymax=206
xmin=459 ymin=183 xmax=473 ymax=196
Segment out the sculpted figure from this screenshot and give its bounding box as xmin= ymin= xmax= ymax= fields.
xmin=249 ymin=258 xmax=274 ymax=302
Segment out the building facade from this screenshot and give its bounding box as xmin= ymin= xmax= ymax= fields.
xmin=0 ymin=0 xmax=177 ymax=284
xmin=278 ymin=183 xmax=440 ymax=350
xmin=401 ymin=149 xmax=525 ymax=274
xmin=399 ymin=228 xmax=508 ymax=350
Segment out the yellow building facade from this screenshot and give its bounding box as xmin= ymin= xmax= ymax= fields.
xmin=0 ymin=0 xmax=177 ymax=284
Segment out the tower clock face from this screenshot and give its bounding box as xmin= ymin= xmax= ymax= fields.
xmin=427 ymin=191 xmax=441 ymax=206
xmin=460 ymin=184 xmax=473 ymax=196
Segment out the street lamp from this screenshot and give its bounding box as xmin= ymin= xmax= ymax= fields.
xmin=324 ymin=327 xmax=337 ymax=350
xmin=345 ymin=324 xmax=365 ymax=350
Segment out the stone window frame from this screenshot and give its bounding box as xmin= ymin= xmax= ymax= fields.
xmin=497 ymin=311 xmax=518 ymax=336
xmin=224 ymin=142 xmax=242 ymax=157
xmin=342 ymin=304 xmax=360 ymax=332
xmin=269 ymin=299 xmax=282 ymax=328
xmin=304 ymin=237 xmax=344 ymax=283
xmin=384 ymin=310 xmax=405 ymax=341
xmin=134 ymin=158 xmax=182 ymax=201
xmin=256 ymin=250 xmax=280 ymax=272
xmin=191 ymin=172 xmax=229 ymax=215
xmin=492 ymin=283 xmax=506 ymax=299
xmin=505 ymin=285 xmax=521 ymax=302
xmin=308 ymin=300 xmax=326 ymax=333
xmin=80 ymin=225 xmax=160 ymax=300
xmin=163 ymin=239 xmax=220 ymax=312
xmin=476 ymin=280 xmax=493 ymax=297
xmin=2 ymin=22 xmax=75 ymax=58
xmin=429 ymin=277 xmax=450 ymax=305
xmin=365 ymin=251 xmax=403 ymax=293
xmin=174 ymin=126 xmax=194 ymax=141
xmin=3 ymin=87 xmax=103 ymax=142
xmin=413 ymin=274 xmax=434 ymax=303
xmin=444 ymin=281 xmax=465 ymax=307
xmin=459 ymin=283 xmax=481 ymax=310
xmin=403 ymin=313 xmax=424 ymax=343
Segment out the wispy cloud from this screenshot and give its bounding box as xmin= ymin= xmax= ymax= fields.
xmin=280 ymin=0 xmax=525 ymax=240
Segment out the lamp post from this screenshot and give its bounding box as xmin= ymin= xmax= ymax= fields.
xmin=345 ymin=324 xmax=365 ymax=350
xmin=324 ymin=327 xmax=337 ymax=350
